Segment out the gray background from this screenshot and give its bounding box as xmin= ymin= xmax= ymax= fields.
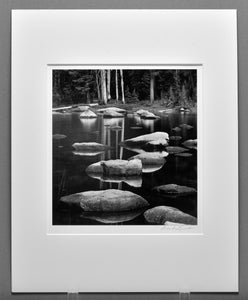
xmin=0 ymin=0 xmax=247 ymax=299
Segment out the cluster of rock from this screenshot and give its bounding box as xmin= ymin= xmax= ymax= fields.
xmin=55 ymin=106 xmax=197 ymax=226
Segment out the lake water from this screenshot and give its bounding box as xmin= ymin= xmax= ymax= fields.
xmin=53 ymin=110 xmax=197 ymax=225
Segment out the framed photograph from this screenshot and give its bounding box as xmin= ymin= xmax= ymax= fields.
xmin=12 ymin=10 xmax=238 ymax=292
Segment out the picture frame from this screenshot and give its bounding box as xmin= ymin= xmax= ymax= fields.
xmin=12 ymin=9 xmax=238 ymax=293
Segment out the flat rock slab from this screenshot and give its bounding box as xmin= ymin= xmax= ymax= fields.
xmin=80 ymin=110 xmax=97 ymax=118
xmin=144 ymin=206 xmax=197 ymax=225
xmin=97 ymin=107 xmax=126 ymax=113
xmin=166 ymin=146 xmax=188 ymax=154
xmin=61 ymin=189 xmax=149 ymax=212
xmin=121 ymin=132 xmax=169 ymax=149
xmin=153 ymin=184 xmax=197 ymax=195
xmin=72 ymin=142 xmax=107 ymax=151
xmin=53 ymin=134 xmax=67 ymax=140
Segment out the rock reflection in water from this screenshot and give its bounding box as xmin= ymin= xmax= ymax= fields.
xmin=81 ymin=208 xmax=145 ymax=224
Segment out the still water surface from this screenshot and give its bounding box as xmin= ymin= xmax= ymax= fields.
xmin=53 ymin=111 xmax=197 ymax=225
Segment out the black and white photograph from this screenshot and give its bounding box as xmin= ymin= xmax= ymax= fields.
xmin=52 ymin=68 xmax=198 ymax=226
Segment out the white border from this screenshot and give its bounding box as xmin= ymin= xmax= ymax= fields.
xmin=12 ymin=10 xmax=238 ymax=292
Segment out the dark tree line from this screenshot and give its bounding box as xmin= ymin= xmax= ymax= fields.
xmin=53 ymin=69 xmax=197 ymax=107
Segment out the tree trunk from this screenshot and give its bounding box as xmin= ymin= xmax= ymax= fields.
xmin=95 ymin=71 xmax=101 ymax=101
xmin=150 ymin=70 xmax=155 ymax=104
xmin=101 ymin=70 xmax=107 ymax=104
xmin=107 ymin=70 xmax=111 ymax=100
xmin=120 ymin=69 xmax=125 ymax=104
xmin=115 ymin=69 xmax=119 ymax=101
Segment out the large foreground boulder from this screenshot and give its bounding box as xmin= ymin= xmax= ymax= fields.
xmin=144 ymin=206 xmax=197 ymax=225
xmin=61 ymin=189 xmax=149 ymax=212
xmin=153 ymin=184 xmax=197 ymax=195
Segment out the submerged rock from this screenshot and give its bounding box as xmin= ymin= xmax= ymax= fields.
xmin=72 ymin=142 xmax=107 ymax=151
xmin=81 ymin=209 xmax=144 ymax=224
xmin=166 ymin=146 xmax=188 ymax=154
xmin=53 ymin=134 xmax=67 ymax=140
xmin=61 ymin=189 xmax=149 ymax=212
xmin=153 ymin=184 xmax=197 ymax=195
xmin=169 ymin=136 xmax=182 ymax=141
xmin=175 ymin=152 xmax=193 ymax=158
xmin=172 ymin=127 xmax=181 ymax=132
xmin=179 ymin=124 xmax=193 ymax=130
xmin=182 ymin=139 xmax=197 ymax=150
xmin=79 ymin=110 xmax=97 ymax=118
xmin=129 ymin=152 xmax=167 ymax=173
xmin=144 ymin=206 xmax=197 ymax=225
